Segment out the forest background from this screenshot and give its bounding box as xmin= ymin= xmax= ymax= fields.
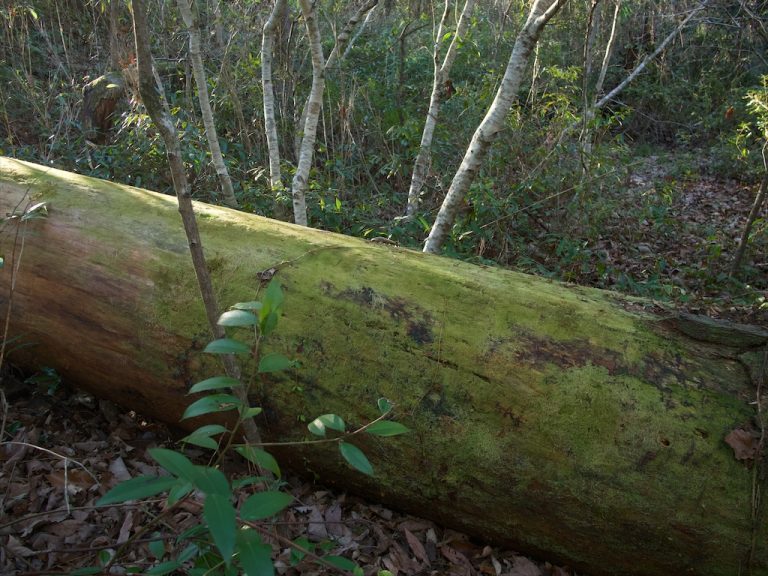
xmin=1 ymin=0 xmax=767 ymax=316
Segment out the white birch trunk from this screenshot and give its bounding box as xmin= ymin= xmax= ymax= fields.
xmin=423 ymin=0 xmax=568 ymax=254
xmin=404 ymin=0 xmax=477 ymax=219
xmin=342 ymin=3 xmax=378 ymax=60
xmin=177 ymin=0 xmax=238 ymax=209
xmin=291 ymin=0 xmax=379 ymax=226
xmin=291 ymin=0 xmax=327 ymax=226
xmin=262 ymin=0 xmax=287 ymax=194
xmin=326 ymin=0 xmax=379 ymax=70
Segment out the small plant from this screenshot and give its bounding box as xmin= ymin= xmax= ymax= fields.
xmin=24 ymin=366 xmax=62 ymax=396
xmin=94 ymin=280 xmax=408 ymax=575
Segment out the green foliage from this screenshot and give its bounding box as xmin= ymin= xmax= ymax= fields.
xmin=96 ymin=280 xmax=408 ymax=574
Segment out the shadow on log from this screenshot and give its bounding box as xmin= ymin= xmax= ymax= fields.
xmin=0 ymin=158 xmax=766 ymax=576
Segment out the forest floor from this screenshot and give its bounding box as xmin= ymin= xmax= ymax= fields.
xmin=574 ymin=152 xmax=766 ymax=325
xmin=0 ymin=156 xmax=766 ymax=575
xmin=0 ymin=380 xmax=571 ymax=576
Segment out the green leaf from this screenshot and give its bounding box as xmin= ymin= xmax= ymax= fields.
xmin=97 ymin=475 xmax=179 ymax=505
xmin=324 ymin=556 xmax=359 ymax=572
xmin=181 ymin=435 xmax=218 ymax=449
xmin=188 ymin=465 xmax=230 ymax=496
xmin=189 ymin=376 xmax=242 ymax=394
xmin=177 ymin=543 xmax=199 ymax=563
xmin=259 ymin=281 xmax=284 ymax=336
xmin=180 ymin=424 xmax=228 ymax=448
xmin=167 ymin=481 xmax=193 ymax=506
xmin=236 ymin=446 xmax=281 ymax=477
xmin=204 ymin=338 xmax=251 ymax=355
xmin=149 ymin=448 xmax=197 ymax=480
xmin=177 ymin=523 xmax=207 ymax=542
xmin=98 ymin=549 xmax=112 ymax=565
xmin=243 ymin=406 xmax=263 ymax=418
xmin=307 ymin=414 xmax=346 ymax=437
xmin=377 ymin=398 xmax=393 ymax=414
xmin=188 ymin=424 xmax=229 ymax=436
xmin=289 ymin=537 xmax=312 ymax=565
xmin=339 ymin=442 xmax=374 ymax=476
xmin=323 ymin=556 xmax=363 ymax=575
xmin=182 ymin=394 xmax=242 ymax=420
xmin=218 ymin=310 xmax=259 ymax=327
xmin=236 ymin=530 xmax=274 ymax=576
xmin=232 ymin=301 xmax=263 ymax=311
xmin=257 ymin=353 xmax=296 ymax=373
xmin=260 ymin=311 xmax=279 ymax=337
xmin=149 ymin=536 xmax=165 ymax=559
xmin=263 ymin=280 xmax=284 ymax=311
xmin=204 ymin=493 xmax=236 ymax=565
xmin=365 ymin=421 xmax=409 ymax=437
xmin=240 ymin=491 xmax=294 ymax=521
xmin=146 ymin=560 xmax=182 ymax=576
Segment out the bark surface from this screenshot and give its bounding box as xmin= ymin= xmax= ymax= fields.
xmin=1 ymin=158 xmax=767 ymax=576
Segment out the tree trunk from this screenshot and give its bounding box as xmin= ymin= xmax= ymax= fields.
xmin=291 ymin=0 xmax=326 ymax=226
xmin=423 ymin=0 xmax=567 ymax=254
xmin=404 ymin=0 xmax=477 ymax=219
xmin=2 ymin=158 xmax=768 ymax=576
xmin=262 ymin=0 xmax=287 ymax=196
xmin=177 ymin=0 xmax=239 ymax=209
xmin=290 ymin=0 xmax=379 ymax=226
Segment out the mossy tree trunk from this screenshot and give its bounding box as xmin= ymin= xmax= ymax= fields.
xmin=0 ymin=157 xmax=767 ymax=576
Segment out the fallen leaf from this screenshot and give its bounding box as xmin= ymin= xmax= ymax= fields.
xmin=441 ymin=544 xmax=472 ymax=569
xmin=306 ymin=506 xmax=328 ymax=540
xmin=403 ymin=527 xmax=430 ymax=565
xmin=117 ymin=510 xmax=134 ymax=544
xmin=725 ymin=427 xmax=761 ymax=461
xmin=6 ymin=535 xmax=36 ymax=558
xmin=109 ymin=456 xmax=132 ymax=482
xmin=509 ymin=555 xmax=542 ymax=576
xmin=324 ymin=501 xmax=345 ymax=537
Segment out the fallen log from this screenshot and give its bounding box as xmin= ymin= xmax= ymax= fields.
xmin=0 ymin=157 xmax=766 ymax=576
